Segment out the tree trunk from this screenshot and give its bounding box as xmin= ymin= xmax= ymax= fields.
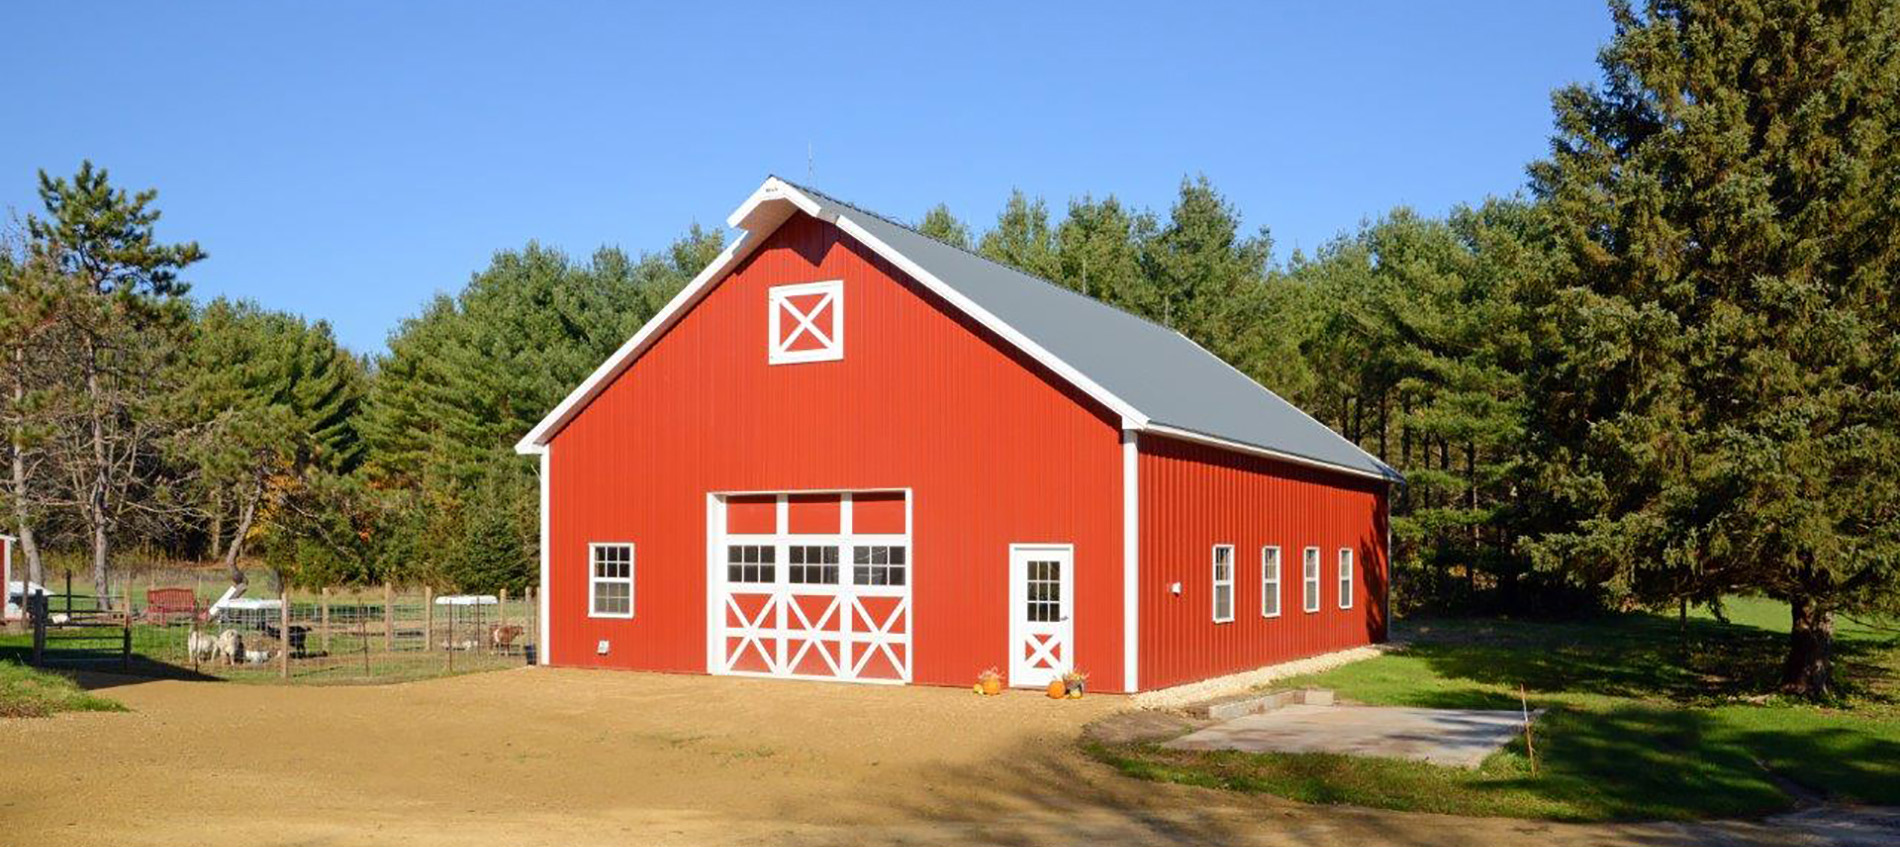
xmin=222 ymin=484 xmax=258 ymax=587
xmin=7 ymin=345 xmax=44 ymax=585
xmin=1780 ymin=595 xmax=1834 ymax=699
xmin=209 ymin=489 xmax=225 ymax=560
xmin=85 ymin=336 xmax=113 ymax=609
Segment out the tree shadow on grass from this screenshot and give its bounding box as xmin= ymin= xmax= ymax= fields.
xmin=0 ymin=644 xmax=224 ymax=689
xmin=1400 ymin=613 xmax=1896 ymax=706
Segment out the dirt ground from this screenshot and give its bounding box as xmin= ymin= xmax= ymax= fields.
xmin=0 ymin=668 xmax=1889 ymax=847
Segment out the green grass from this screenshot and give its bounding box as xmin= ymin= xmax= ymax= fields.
xmin=1092 ymin=597 xmax=1900 ymax=821
xmin=0 ymin=661 xmax=124 ymax=718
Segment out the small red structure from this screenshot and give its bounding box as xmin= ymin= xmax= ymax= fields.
xmin=142 ymin=587 xmax=204 ymax=624
xmin=517 ymin=178 xmax=1399 ymax=693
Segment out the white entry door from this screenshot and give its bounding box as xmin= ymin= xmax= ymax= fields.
xmin=1009 ymin=544 xmax=1074 ymax=688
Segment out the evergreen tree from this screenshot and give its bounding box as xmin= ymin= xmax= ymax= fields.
xmin=25 ymin=161 xmax=202 ymax=604
xmin=1525 ymin=0 xmax=1900 ymax=696
xmin=1142 ymin=175 xmax=1274 ymax=362
xmin=172 ymin=298 xmax=366 ymax=586
xmin=915 ymin=204 xmax=971 ymax=249
xmin=978 ymin=190 xmax=1061 ymax=281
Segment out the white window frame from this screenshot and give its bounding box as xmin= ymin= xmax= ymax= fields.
xmin=1261 ymin=545 xmax=1282 ymax=618
xmin=1211 ymin=544 xmax=1235 ymax=623
xmin=588 ymin=542 xmax=635 ymax=619
xmin=1339 ymin=548 xmax=1355 ymax=610
xmin=767 ymin=279 xmax=844 ymax=364
xmin=1303 ymin=546 xmax=1321 ymax=614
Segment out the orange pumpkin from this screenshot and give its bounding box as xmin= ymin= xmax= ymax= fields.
xmin=1047 ymin=680 xmax=1067 ymax=699
xmin=980 ymin=677 xmax=1003 ymax=696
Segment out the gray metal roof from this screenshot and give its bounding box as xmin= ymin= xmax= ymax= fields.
xmin=786 ymin=181 xmax=1400 ymax=482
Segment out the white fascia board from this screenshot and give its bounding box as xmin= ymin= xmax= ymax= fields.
xmin=726 ymin=177 xmax=825 ymax=229
xmin=831 ymin=213 xmax=1149 ymax=427
xmin=514 ymin=230 xmax=757 ymax=454
xmin=1167 ymin=328 xmax=1400 ymax=482
xmin=1141 ymin=423 xmax=1399 ymax=484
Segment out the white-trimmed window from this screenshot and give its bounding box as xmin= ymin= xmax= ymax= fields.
xmin=589 ymin=543 xmax=634 ymax=618
xmin=1212 ymin=545 xmax=1235 ymax=623
xmin=1261 ymin=546 xmax=1282 ymax=618
xmin=1339 ymin=548 xmax=1355 ymax=610
xmin=768 ymin=280 xmax=844 ymax=364
xmin=1303 ymin=547 xmax=1321 ymax=613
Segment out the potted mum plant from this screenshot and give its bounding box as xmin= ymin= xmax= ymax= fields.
xmin=976 ymin=667 xmax=1004 ymax=696
xmin=1062 ymin=669 xmax=1089 ymax=699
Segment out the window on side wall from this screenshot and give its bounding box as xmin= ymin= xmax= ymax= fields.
xmin=1303 ymin=547 xmax=1321 ymax=613
xmin=1212 ymin=545 xmax=1235 ymax=623
xmin=1339 ymin=548 xmax=1355 ymax=610
xmin=590 ymin=543 xmax=634 ymax=618
xmin=1261 ymin=546 xmax=1282 ymax=618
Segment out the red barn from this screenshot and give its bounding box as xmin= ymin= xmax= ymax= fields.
xmin=516 ymin=177 xmax=1399 ymax=693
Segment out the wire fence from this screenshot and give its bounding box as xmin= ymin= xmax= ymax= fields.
xmin=10 ymin=565 xmax=537 ymax=684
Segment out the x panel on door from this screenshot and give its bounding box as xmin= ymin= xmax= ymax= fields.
xmin=712 ymin=491 xmax=911 ymax=684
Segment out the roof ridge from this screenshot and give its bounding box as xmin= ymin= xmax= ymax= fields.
xmin=772 ymin=177 xmax=1191 ymax=339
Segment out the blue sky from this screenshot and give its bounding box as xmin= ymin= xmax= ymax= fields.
xmin=2 ymin=2 xmax=1611 ymax=354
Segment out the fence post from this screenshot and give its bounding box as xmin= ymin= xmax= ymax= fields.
xmin=383 ymin=582 xmax=394 ymax=652
xmin=527 ymin=586 xmax=537 ymax=661
xmin=424 ymin=585 xmax=434 ymax=651
xmin=279 ymin=588 xmax=290 ymax=680
xmin=320 ymin=587 xmax=331 ymax=656
xmin=30 ymin=593 xmax=45 ymax=665
xmin=498 ymin=588 xmax=509 ymax=652
xmin=122 ymin=580 xmax=133 ymax=671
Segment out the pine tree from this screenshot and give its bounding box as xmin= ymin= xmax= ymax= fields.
xmin=1525 ymin=0 xmax=1900 ymax=696
xmin=977 ymin=190 xmax=1061 ymax=281
xmin=25 ymin=161 xmax=202 ymax=605
xmin=915 ymin=204 xmax=971 ymax=249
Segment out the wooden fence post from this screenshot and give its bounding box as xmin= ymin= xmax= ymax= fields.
xmin=383 ymin=582 xmax=394 ymax=652
xmin=122 ymin=580 xmax=133 ymax=671
xmin=320 ymin=587 xmax=331 ymax=655
xmin=424 ymin=585 xmax=435 ymax=651
xmin=279 ymin=588 xmax=290 ymax=680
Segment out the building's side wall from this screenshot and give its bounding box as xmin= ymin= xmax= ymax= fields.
xmin=1137 ymin=434 xmax=1389 ymax=691
xmin=546 ymin=213 xmax=1131 ymax=690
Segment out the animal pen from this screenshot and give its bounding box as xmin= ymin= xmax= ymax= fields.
xmin=12 ymin=567 xmax=538 ymax=683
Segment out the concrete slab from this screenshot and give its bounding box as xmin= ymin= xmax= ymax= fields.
xmin=1162 ymin=704 xmax=1539 ymax=768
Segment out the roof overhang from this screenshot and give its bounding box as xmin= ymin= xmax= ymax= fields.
xmin=515 ymin=177 xmax=1398 ymax=488
xmin=516 ymin=176 xmax=1151 ymax=455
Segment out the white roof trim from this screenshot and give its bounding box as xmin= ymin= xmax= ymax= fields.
xmin=517 ymin=176 xmax=1396 ymax=479
xmin=514 ymin=231 xmax=757 ymax=453
xmin=1142 ymin=423 xmax=1396 ymax=483
xmin=829 ymin=213 xmax=1147 ymax=427
xmin=517 ymin=177 xmax=1149 ymax=453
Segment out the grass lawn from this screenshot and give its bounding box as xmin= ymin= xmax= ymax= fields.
xmin=1090 ymin=597 xmax=1900 ymax=821
xmin=0 ymin=661 xmax=124 ymax=718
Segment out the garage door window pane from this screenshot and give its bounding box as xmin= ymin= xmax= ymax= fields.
xmin=852 ymin=545 xmax=906 ymax=586
xmin=727 ymin=545 xmax=776 ymax=584
xmin=790 ymin=545 xmax=840 ymax=584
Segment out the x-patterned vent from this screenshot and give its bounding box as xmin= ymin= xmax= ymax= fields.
xmin=768 ymin=280 xmax=844 ymax=364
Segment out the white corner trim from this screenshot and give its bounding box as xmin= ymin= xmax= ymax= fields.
xmin=538 ymin=448 xmax=551 ymax=664
xmin=1141 ymin=423 xmax=1396 ymax=484
xmin=1121 ymin=429 xmax=1140 ymax=693
xmin=831 ymin=213 xmax=1150 ymax=428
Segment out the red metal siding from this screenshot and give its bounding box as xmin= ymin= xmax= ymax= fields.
xmin=1138 ymin=434 xmax=1390 ymax=690
xmin=546 ymin=213 xmax=1131 ymax=690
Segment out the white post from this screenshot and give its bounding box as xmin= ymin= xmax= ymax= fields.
xmin=2 ymin=534 xmax=14 ymax=622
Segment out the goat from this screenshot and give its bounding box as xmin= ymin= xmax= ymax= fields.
xmin=489 ymin=624 xmax=524 ymax=652
xmin=214 ymin=629 xmax=245 ymax=666
xmin=259 ymin=621 xmax=309 ymax=657
xmin=186 ymin=629 xmax=217 ymax=663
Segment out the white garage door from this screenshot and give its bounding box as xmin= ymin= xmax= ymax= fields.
xmin=710 ymin=491 xmax=911 ymax=683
